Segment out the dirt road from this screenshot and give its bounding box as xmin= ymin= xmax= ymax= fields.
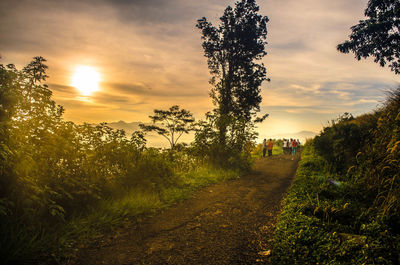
xmin=75 ymin=156 xmax=298 ymax=265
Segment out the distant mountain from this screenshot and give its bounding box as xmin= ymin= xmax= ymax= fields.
xmin=105 ymin=121 xmax=318 ymax=147
xmin=268 ymin=130 xmax=318 ymax=143
xmin=106 ymin=121 xmax=143 ymax=135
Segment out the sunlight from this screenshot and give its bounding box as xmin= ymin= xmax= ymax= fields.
xmin=71 ymin=66 xmax=101 ymax=96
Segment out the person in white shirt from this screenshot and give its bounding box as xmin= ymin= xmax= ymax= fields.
xmin=283 ymin=139 xmax=288 ymax=154
xmin=262 ymin=139 xmax=267 ymax=157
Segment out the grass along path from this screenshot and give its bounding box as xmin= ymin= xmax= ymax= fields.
xmin=73 ymin=155 xmax=299 ymax=264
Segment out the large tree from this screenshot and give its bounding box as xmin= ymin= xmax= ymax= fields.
xmin=139 ymin=105 xmax=195 ymax=149
xmin=196 ymin=0 xmax=269 ymax=147
xmin=337 ymin=0 xmax=400 ymax=74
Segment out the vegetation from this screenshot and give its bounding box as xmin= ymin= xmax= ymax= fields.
xmin=9 ymin=0 xmax=400 ymax=264
xmin=139 ymin=105 xmax=195 ymax=149
xmin=337 ymin=0 xmax=400 ymax=74
xmin=271 ymin=88 xmax=400 ymax=264
xmin=0 ymin=2 xmax=271 ymax=262
xmin=271 ymin=1 xmax=400 ymax=262
xmin=196 ymin=0 xmax=269 ymax=166
xmin=0 ymin=58 xmax=243 ymax=264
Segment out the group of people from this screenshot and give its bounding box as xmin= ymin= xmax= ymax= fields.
xmin=262 ymin=138 xmax=301 ymax=157
xmin=262 ymin=138 xmax=274 ymax=157
xmin=282 ymin=138 xmax=301 ymax=155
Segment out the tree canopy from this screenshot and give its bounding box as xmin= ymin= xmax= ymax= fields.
xmin=196 ymin=0 xmax=269 ymax=148
xmin=337 ymin=0 xmax=400 ymax=74
xmin=139 ymin=105 xmax=195 ymax=149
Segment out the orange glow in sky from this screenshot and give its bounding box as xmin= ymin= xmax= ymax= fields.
xmin=1 ymin=0 xmax=398 ymax=145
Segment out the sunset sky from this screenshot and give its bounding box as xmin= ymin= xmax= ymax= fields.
xmin=1 ymin=0 xmax=398 ymax=144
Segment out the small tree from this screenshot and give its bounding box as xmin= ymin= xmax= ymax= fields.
xmin=337 ymin=0 xmax=400 ymax=74
xmin=139 ymin=105 xmax=195 ymax=149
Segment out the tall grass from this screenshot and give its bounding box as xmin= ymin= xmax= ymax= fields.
xmin=1 ymin=163 xmax=240 ymax=264
xmin=271 ymin=143 xmax=399 ymax=264
xmin=0 ymin=57 xmax=251 ymax=264
xmin=271 ymin=87 xmax=400 ymax=265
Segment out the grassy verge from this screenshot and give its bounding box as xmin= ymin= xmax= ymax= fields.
xmin=36 ymin=165 xmax=240 ymax=263
xmin=270 ymin=143 xmax=399 ymax=264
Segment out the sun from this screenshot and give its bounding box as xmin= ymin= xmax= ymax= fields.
xmin=71 ymin=66 xmax=101 ymax=96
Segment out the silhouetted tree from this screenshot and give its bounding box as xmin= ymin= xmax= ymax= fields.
xmin=337 ymin=0 xmax=400 ymax=74
xmin=196 ymin=0 xmax=269 ymax=148
xmin=139 ymin=105 xmax=195 ymax=149
xmin=23 ymin=56 xmax=49 ymax=84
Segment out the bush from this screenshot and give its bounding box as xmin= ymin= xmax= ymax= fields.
xmin=0 ymin=58 xmax=241 ymax=264
xmin=271 ymin=87 xmax=400 ymax=264
xmin=124 ymin=149 xmax=175 ymax=191
xmin=271 ymin=143 xmax=399 ymax=264
xmin=313 ymin=112 xmax=376 ymax=174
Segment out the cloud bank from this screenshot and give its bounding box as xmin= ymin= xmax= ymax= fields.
xmin=0 ymin=0 xmax=397 ymax=139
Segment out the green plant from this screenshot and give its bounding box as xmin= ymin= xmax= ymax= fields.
xmin=271 ymin=94 xmax=400 ymax=264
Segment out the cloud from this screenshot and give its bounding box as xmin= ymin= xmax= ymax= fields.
xmin=260 ymin=78 xmax=393 ymax=118
xmin=103 ymin=0 xmax=196 ymax=24
xmin=48 ymin=83 xmax=75 ymax=93
xmin=1 ymin=0 xmax=398 ymax=136
xmin=106 ymin=82 xmax=152 ymax=94
xmin=271 ymin=40 xmax=309 ymax=52
xmin=105 ymin=82 xmax=206 ymax=98
xmin=262 ymin=105 xmax=335 ymax=114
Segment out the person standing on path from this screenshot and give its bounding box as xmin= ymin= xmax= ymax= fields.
xmin=268 ymin=139 xmax=274 ymax=157
xmin=282 ymin=139 xmax=286 ymax=154
xmin=296 ymin=139 xmax=301 ymax=154
xmin=262 ymin=139 xmax=267 ymax=157
xmin=291 ymin=139 xmax=298 ymax=156
xmin=283 ymin=139 xmax=289 ymax=155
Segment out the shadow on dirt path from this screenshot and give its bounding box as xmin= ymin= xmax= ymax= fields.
xmin=75 ymin=155 xmax=299 ymax=265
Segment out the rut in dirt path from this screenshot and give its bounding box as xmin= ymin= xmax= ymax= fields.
xmin=75 ymin=156 xmax=299 ymax=265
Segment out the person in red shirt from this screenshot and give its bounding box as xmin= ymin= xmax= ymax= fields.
xmin=267 ymin=139 xmax=274 ymax=157
xmin=291 ymin=139 xmax=298 ymax=155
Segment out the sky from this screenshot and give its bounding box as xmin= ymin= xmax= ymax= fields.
xmin=0 ymin=0 xmax=398 ymax=144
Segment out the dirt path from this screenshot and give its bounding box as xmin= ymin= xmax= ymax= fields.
xmin=75 ymin=156 xmax=299 ymax=265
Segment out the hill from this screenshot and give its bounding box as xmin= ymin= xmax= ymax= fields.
xmin=269 ymin=130 xmax=318 ymax=143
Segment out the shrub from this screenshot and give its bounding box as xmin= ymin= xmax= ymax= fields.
xmin=271 ymin=88 xmax=400 ymax=264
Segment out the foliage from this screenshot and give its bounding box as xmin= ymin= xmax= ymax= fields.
xmin=271 ymin=88 xmax=400 ymax=264
xmin=196 ymin=0 xmax=269 ymax=164
xmin=191 ymin=111 xmax=256 ymax=170
xmin=337 ymin=0 xmax=400 ymax=74
xmin=271 ymin=143 xmax=399 ymax=264
xmin=313 ymin=90 xmax=400 ymax=219
xmin=357 ymin=88 xmax=400 ymax=225
xmin=139 ymin=105 xmax=195 ymax=149
xmin=313 ymin=112 xmax=377 ymax=174
xmin=0 ymin=57 xmax=242 ymax=264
